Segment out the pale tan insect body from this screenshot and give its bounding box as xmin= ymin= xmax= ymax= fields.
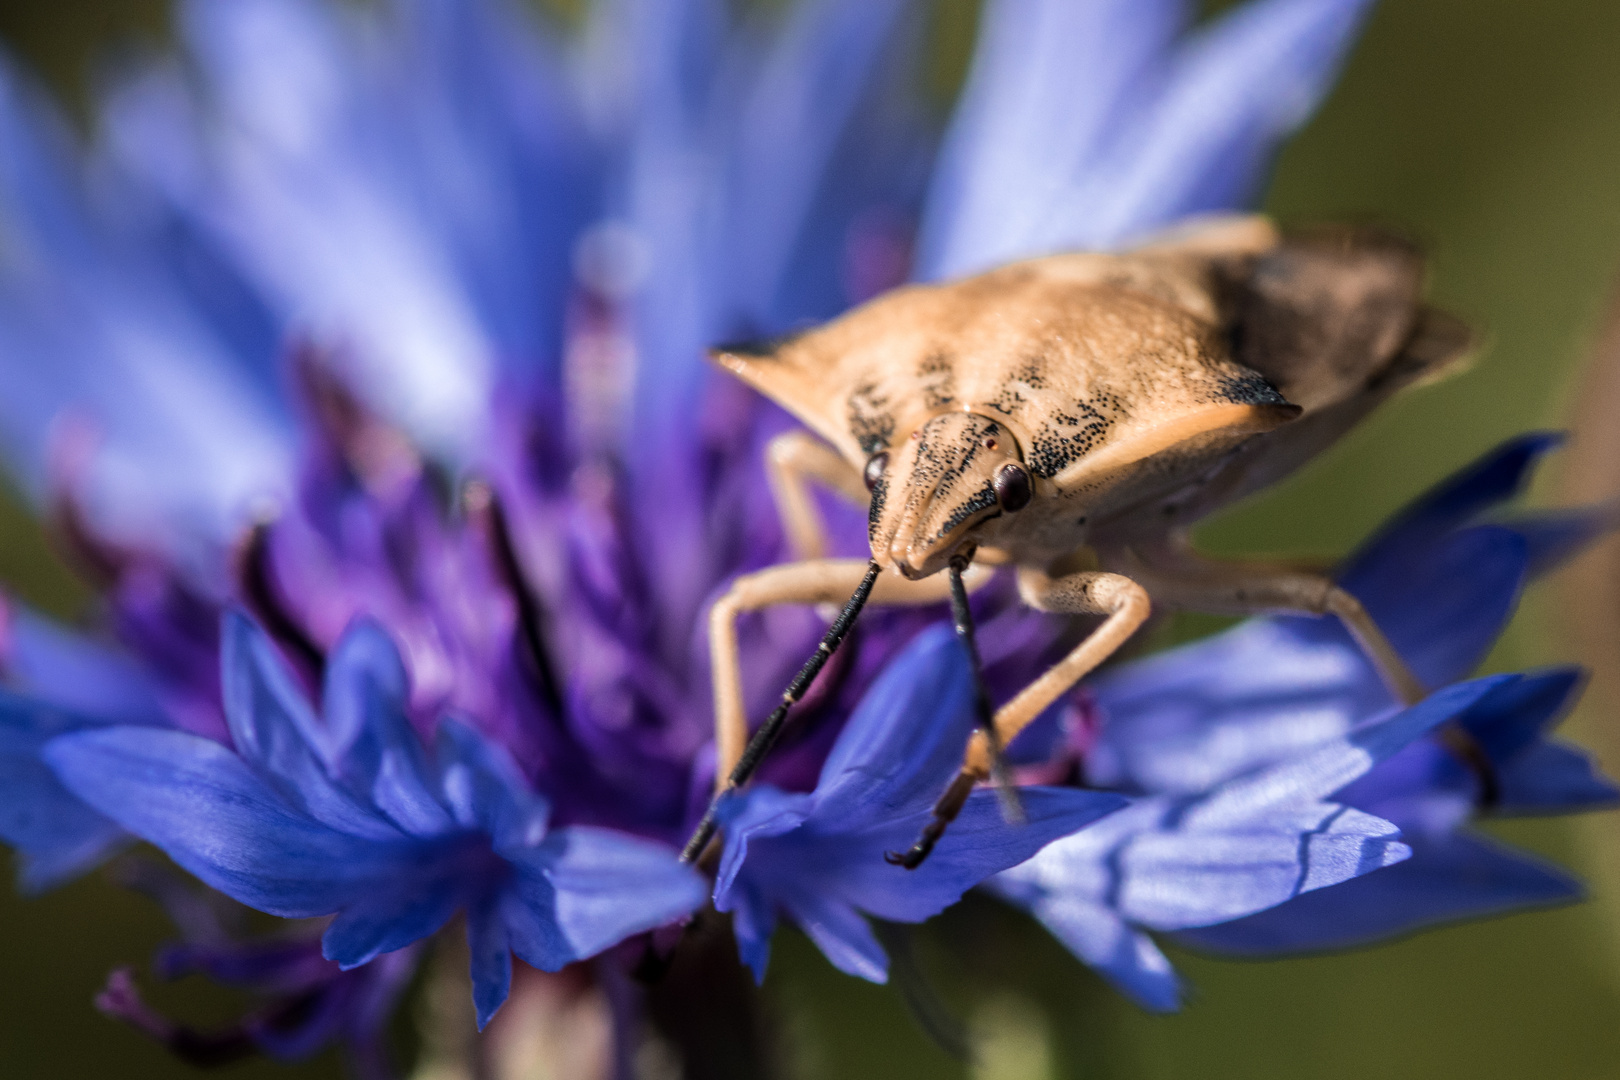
xmin=691 ymin=215 xmax=1472 ymax=865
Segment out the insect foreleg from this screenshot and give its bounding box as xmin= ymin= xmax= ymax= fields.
xmin=1110 ymin=544 xmax=1425 ymax=705
xmin=889 ymin=568 xmax=1151 ymax=870
xmin=764 ymin=430 xmax=868 ymax=561
xmin=691 ymin=557 xmax=995 ymax=864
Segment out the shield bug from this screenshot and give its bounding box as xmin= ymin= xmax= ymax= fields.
xmin=682 ymin=215 xmax=1472 ymax=866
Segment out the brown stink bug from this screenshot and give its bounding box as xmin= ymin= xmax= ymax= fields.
xmin=681 ymin=215 xmax=1471 ymax=866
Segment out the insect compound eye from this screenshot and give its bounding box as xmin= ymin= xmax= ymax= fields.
xmin=863 ymin=452 xmax=889 ymax=492
xmin=993 ymin=462 xmax=1032 ymax=512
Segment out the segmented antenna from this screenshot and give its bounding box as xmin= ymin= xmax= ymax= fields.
xmin=681 ymin=561 xmax=882 ymax=864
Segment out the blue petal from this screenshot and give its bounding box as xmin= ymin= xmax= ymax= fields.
xmin=321 ymin=867 xmax=464 ymax=970
xmin=0 ymin=56 xmax=290 ymax=550
xmin=1339 ymin=525 xmax=1526 ymax=690
xmin=44 ymin=726 xmax=414 ymax=918
xmin=713 ymin=784 xmax=814 ymax=904
xmin=502 ymin=826 xmax=705 ymax=971
xmin=1447 ymin=666 xmax=1619 ymax=813
xmin=995 ymin=888 xmax=1182 ymax=1012
xmin=387 ymin=0 xmax=590 ymax=381
xmin=1181 ymin=675 xmax=1513 ymax=829
xmin=726 ymin=876 xmax=779 ymax=985
xmin=1057 ymin=0 xmax=1375 ymax=246
xmin=1116 ymin=803 xmax=1408 ymax=929
xmin=812 ymin=624 xmax=977 ymax=820
xmin=1177 ymin=830 xmax=1581 ymax=955
xmin=0 ymin=699 xmax=126 ymax=891
xmin=716 ymin=777 xmax=1124 ymax=983
xmin=996 ymin=788 xmax=1410 ymax=943
xmin=916 ymin=0 xmax=1183 ymax=279
xmin=467 ymin=902 xmax=514 ymax=1030
xmin=608 ymin=0 xmax=732 ymax=445
xmin=781 ymin=887 xmax=890 ymax=983
xmin=1459 ymin=666 xmax=1578 ymax=763
xmin=844 ymin=787 xmax=1129 ymax=924
xmin=178 ymin=0 xmax=498 ymax=464
xmin=921 ymin=0 xmax=1375 ymax=275
xmin=6 ymin=606 xmax=170 ymax=725
xmin=1088 ymin=615 xmax=1383 ymax=796
xmin=1340 ymin=432 xmax=1562 ymax=580
xmin=724 ymin=0 xmax=917 ymax=326
xmin=321 ymin=618 xmax=452 ymax=836
xmin=221 ymin=611 xmax=397 ymax=839
xmin=1495 ymin=742 xmax=1620 ymax=813
xmin=436 ymin=719 xmax=549 ymax=846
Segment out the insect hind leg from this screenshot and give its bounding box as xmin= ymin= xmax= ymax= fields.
xmin=891 ymin=566 xmax=1153 ymax=871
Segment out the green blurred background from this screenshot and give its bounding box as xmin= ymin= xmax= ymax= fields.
xmin=4 ymin=0 xmax=1620 ymax=1077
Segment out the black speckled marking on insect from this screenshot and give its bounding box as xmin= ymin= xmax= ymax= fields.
xmin=847 ymin=382 xmax=895 ymax=455
xmin=904 ymin=417 xmax=1002 ymax=543
xmin=866 ymin=475 xmax=888 ymax=541
xmin=985 ymin=359 xmax=1048 ymax=418
xmin=1027 ymin=393 xmax=1119 ymax=478
xmin=933 ymin=483 xmax=998 ymax=541
xmin=917 ymin=352 xmax=956 ymax=410
xmin=1216 ymin=371 xmax=1289 ymax=406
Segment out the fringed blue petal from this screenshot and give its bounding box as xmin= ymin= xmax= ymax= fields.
xmin=221 ymin=611 xmax=397 ymax=840
xmin=322 ymin=877 xmax=463 ymax=970
xmin=322 ymin=618 xmax=453 ymax=836
xmin=467 ymin=901 xmax=515 ymax=1030
xmin=44 ymin=726 xmax=409 ymax=917
xmin=0 ymin=697 xmax=127 ymax=891
xmin=1177 ymin=830 xmax=1581 ymax=955
xmin=812 ymin=624 xmax=977 ymax=819
xmin=504 ymin=826 xmax=705 ymax=971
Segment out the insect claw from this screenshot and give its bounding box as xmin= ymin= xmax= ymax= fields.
xmin=884 ymin=828 xmax=940 ymax=870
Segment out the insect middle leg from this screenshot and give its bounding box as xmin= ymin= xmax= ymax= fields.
xmin=764 ymin=430 xmax=868 ymax=561
xmin=890 ymin=566 xmax=1153 ymax=868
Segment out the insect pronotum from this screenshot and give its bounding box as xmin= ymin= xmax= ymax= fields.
xmin=681 ymin=215 xmax=1472 ymax=867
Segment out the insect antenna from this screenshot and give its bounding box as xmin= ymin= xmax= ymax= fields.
xmin=884 ymin=554 xmax=1022 ymax=871
xmin=681 ymin=560 xmax=882 ymax=864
